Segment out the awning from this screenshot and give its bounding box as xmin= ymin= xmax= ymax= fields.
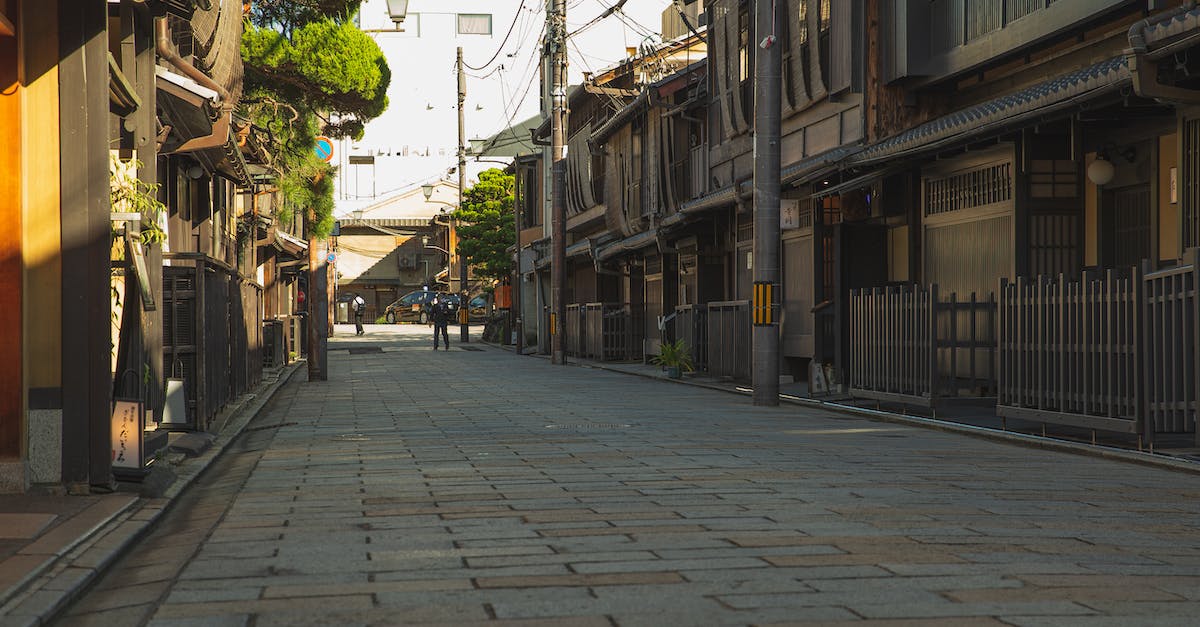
xmin=566 ymin=205 xmax=607 ymax=233
xmin=275 ymin=229 xmax=308 ymax=257
xmin=590 ymin=90 xmax=651 ymax=147
xmin=1136 ymin=5 xmax=1200 ymax=59
xmin=596 ymin=229 xmax=658 ymax=262
xmin=781 ymin=145 xmax=862 ymax=186
xmin=565 ymin=239 xmax=592 ymax=258
xmin=108 ymin=53 xmax=141 ymax=116
xmin=812 ymin=163 xmax=911 ymax=199
xmin=847 ymin=56 xmax=1130 ymax=167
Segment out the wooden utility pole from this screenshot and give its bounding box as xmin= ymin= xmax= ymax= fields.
xmin=307 ymin=206 xmax=328 ymax=381
xmin=752 ymin=0 xmax=782 ymax=406
xmin=549 ymin=0 xmax=567 ymax=364
xmin=457 ymin=47 xmax=470 ymax=342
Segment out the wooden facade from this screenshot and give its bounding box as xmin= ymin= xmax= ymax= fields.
xmin=2 ymin=0 xmax=302 ymax=494
xmin=526 ymin=0 xmax=1200 ymax=442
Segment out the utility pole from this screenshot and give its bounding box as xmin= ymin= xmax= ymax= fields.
xmin=549 ymin=0 xmax=567 ymax=364
xmin=752 ymin=0 xmax=781 ymax=406
xmin=308 ymin=206 xmax=328 ymax=381
xmin=457 ymin=46 xmax=470 ymax=342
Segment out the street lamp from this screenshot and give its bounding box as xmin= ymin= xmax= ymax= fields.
xmin=385 ymin=0 xmax=409 ymax=26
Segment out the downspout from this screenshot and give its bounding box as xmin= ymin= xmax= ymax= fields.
xmin=1127 ymin=2 xmax=1200 ymax=104
xmin=155 ymin=16 xmax=231 ymax=106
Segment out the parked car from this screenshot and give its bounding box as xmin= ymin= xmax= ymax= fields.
xmin=440 ymin=293 xmax=490 ymax=322
xmin=384 ymin=290 xmax=457 ymax=324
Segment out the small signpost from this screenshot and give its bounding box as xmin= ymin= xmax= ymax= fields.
xmin=314 ymin=136 xmax=334 ymax=162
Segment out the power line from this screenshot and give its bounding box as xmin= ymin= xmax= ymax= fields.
xmin=463 ymin=0 xmax=530 ymax=71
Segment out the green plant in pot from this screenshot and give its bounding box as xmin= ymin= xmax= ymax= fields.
xmin=651 ymin=339 xmax=694 ymax=379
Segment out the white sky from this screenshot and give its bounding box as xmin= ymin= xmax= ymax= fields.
xmin=334 ymin=0 xmax=673 ymax=219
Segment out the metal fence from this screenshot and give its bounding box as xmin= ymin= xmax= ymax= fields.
xmin=998 ymin=270 xmax=1142 ymax=434
xmin=163 ymin=255 xmax=263 ymax=430
xmin=707 ymin=301 xmax=750 ymax=380
xmin=849 ymin=284 xmax=996 ymax=407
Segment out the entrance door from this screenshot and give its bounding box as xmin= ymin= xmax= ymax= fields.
xmin=1104 ymin=184 xmax=1152 ymax=269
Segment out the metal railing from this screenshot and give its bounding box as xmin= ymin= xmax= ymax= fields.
xmin=849 ymin=285 xmax=996 ymax=407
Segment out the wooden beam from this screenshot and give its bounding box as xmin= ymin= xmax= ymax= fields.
xmin=0 ymin=9 xmax=15 ymax=37
xmin=0 ymin=0 xmax=21 ymax=459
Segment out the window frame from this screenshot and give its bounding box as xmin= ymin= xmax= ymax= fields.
xmin=456 ymin=13 xmax=493 ymax=35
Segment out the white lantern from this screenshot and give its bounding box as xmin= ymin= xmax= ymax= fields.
xmin=1087 ymin=156 xmax=1115 ymax=186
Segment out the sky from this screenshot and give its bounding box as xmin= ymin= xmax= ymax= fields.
xmin=333 ymin=0 xmax=675 ymax=218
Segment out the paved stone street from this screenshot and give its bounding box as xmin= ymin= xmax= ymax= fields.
xmin=59 ymin=325 xmax=1200 ymax=626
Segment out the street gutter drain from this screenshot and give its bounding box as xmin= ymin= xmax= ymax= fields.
xmin=349 ymin=347 xmax=383 ymax=355
xmin=332 ymin=434 xmax=371 ymax=441
xmin=458 ymin=346 xmax=484 ymax=351
xmin=544 ymin=423 xmax=633 ymax=430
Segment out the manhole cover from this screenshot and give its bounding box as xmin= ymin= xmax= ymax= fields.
xmin=332 ymin=434 xmax=371 ymax=441
xmin=349 ymin=347 xmax=382 ymax=355
xmin=458 ymin=346 xmax=484 ymax=351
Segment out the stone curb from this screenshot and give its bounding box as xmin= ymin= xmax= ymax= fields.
xmin=0 ymin=362 xmax=303 ymax=626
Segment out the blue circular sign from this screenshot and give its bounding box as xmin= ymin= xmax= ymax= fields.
xmin=326 ymin=253 xmax=336 ymax=263
xmin=314 ymin=136 xmax=334 ymax=162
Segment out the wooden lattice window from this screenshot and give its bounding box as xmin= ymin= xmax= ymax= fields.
xmin=925 ymin=162 xmax=1013 ymax=216
xmin=1029 ymin=159 xmax=1078 ymax=199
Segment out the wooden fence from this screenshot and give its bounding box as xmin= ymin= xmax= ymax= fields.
xmin=707 ymin=301 xmax=751 ymax=380
xmin=672 ymin=304 xmax=708 ymax=372
xmin=995 ymin=251 xmax=1200 ymax=442
xmin=849 ymin=284 xmax=996 ymax=407
xmin=1142 ymin=251 xmax=1200 ymax=441
xmin=998 ymin=270 xmax=1142 ymax=434
xmin=163 ymin=255 xmax=263 ymax=430
xmin=564 ymin=303 xmax=644 ymax=361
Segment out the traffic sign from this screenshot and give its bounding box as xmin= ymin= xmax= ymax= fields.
xmin=314 ymin=136 xmax=334 ymax=162
xmin=326 ymin=252 xmax=336 ymax=263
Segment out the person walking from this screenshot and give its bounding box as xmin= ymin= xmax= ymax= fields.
xmin=352 ymin=293 xmax=366 ymax=336
xmin=430 ymin=296 xmax=450 ymax=350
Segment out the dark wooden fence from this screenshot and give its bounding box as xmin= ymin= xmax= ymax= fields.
xmin=994 ymin=251 xmax=1200 ymax=443
xmin=998 ymin=270 xmax=1142 ymax=434
xmin=706 ymin=300 xmax=750 ymax=380
xmin=849 ymin=284 xmax=996 ymax=407
xmin=1143 ymin=251 xmax=1199 ymax=441
xmin=163 ymin=255 xmax=263 ymax=431
xmin=564 ymin=303 xmax=644 ymax=361
xmin=672 ymin=304 xmax=708 ymax=372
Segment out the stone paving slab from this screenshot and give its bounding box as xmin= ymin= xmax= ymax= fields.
xmin=44 ymin=328 xmax=1200 ymax=625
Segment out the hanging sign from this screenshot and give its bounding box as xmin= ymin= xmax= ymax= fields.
xmin=111 ymin=400 xmax=143 ymax=469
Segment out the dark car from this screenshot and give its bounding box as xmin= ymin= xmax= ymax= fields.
xmin=384 ymin=290 xmax=458 ymax=324
xmin=437 ymin=293 xmax=489 ymax=322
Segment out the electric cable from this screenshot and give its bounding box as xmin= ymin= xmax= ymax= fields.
xmin=463 ymin=0 xmax=530 ymax=71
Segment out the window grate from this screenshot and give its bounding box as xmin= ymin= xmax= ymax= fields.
xmin=1029 ymin=159 xmax=1078 ymax=199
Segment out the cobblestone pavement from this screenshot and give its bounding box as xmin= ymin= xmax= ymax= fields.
xmin=60 ymin=325 xmax=1200 ymax=626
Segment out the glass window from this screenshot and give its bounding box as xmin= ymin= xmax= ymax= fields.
xmin=457 ymin=14 xmax=492 ymax=35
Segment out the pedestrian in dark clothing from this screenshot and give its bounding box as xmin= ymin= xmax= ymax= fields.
xmin=353 ymin=294 xmax=366 ymax=335
xmin=430 ymin=297 xmax=450 ymax=350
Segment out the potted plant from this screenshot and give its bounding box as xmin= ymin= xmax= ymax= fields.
xmin=651 ymin=339 xmax=694 ymax=379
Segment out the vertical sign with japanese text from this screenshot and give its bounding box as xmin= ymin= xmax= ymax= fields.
xmin=111 ymin=400 xmax=142 ymax=469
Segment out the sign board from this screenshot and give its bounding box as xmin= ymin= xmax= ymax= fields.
xmin=326 ymin=252 xmax=336 ymax=263
xmin=348 ymin=155 xmax=375 ymax=165
xmin=314 ymin=136 xmax=334 ymax=162
xmin=111 ymin=400 xmax=142 ymax=469
xmin=781 ymin=199 xmax=801 ymax=230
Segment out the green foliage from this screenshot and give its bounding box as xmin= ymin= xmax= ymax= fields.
xmin=453 ymin=169 xmax=516 ymax=284
xmin=109 ymin=155 xmax=166 ymax=246
xmin=242 ymin=19 xmax=388 ymax=141
xmin=243 ymin=6 xmax=389 ymax=240
xmin=650 ymin=339 xmax=695 ymax=372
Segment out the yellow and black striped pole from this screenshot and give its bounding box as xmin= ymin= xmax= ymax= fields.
xmin=753 ymin=281 xmax=777 ymax=326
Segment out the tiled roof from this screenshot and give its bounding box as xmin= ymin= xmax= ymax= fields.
xmin=849 ymin=56 xmax=1130 ymax=166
